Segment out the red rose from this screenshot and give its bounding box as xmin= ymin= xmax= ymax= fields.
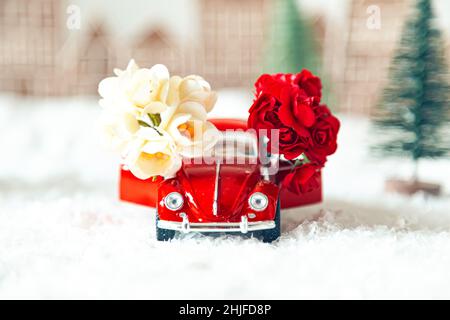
xmin=248 ymin=93 xmax=310 ymax=159
xmin=249 ymin=71 xmax=339 ymax=171
xmin=293 ymin=69 xmax=322 ymax=101
xmin=278 ymin=86 xmax=316 ymax=134
xmin=279 ymin=127 xmax=311 ymax=160
xmin=254 ymin=74 xmax=291 ymax=100
xmin=282 ymin=163 xmax=321 ymax=195
xmin=306 ymin=105 xmax=340 ymax=165
xmin=248 ymin=93 xmax=280 ymax=130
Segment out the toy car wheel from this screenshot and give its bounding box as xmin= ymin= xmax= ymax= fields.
xmin=155 ymin=209 xmax=176 ymax=241
xmin=253 ymin=200 xmax=281 ymax=243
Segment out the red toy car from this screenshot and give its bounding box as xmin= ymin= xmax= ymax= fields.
xmin=120 ymin=119 xmax=322 ymax=242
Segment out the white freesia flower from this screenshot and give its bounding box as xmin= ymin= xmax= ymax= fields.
xmin=98 ymin=60 xmax=220 ymax=180
xmin=162 ymin=102 xmax=220 ymax=157
xmin=99 ymin=107 xmax=140 ymax=152
xmin=165 ymin=76 xmax=183 ymax=107
xmin=98 ymin=59 xmax=170 ymax=112
xmin=98 ymin=60 xmax=171 ymax=155
xmin=124 ymin=127 xmax=182 ymax=180
xmin=178 ymin=75 xmax=218 ymax=112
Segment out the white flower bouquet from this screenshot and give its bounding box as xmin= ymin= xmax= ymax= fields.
xmin=98 ymin=60 xmax=219 ymax=180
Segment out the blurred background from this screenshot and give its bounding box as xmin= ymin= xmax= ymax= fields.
xmin=1 ymin=0 xmax=449 ymax=113
xmin=1 ymin=0 xmax=450 ymax=299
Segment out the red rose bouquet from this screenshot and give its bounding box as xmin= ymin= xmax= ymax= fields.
xmin=248 ymin=70 xmax=340 ymax=195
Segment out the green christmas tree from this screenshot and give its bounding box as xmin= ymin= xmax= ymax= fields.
xmin=373 ymin=0 xmax=450 ymax=180
xmin=263 ymin=0 xmax=319 ymax=74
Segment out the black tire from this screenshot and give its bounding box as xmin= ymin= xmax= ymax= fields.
xmin=255 ymin=200 xmax=281 ymax=243
xmin=156 ymin=209 xmax=176 ymax=241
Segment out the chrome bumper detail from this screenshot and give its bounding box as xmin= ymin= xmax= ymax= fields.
xmin=180 ymin=213 xmax=190 ymax=234
xmin=240 ymin=215 xmax=248 ymax=234
xmin=157 ymin=217 xmax=275 ymax=233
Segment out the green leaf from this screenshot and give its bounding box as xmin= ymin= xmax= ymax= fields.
xmin=138 ymin=120 xmax=163 ymax=136
xmin=148 ymin=113 xmax=161 ymax=127
xmin=138 ymin=120 xmax=151 ymax=127
xmin=302 ymin=153 xmax=311 ymax=164
xmin=293 ymin=153 xmax=311 ymax=167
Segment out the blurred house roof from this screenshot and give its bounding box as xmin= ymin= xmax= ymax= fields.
xmin=69 ymin=0 xmax=200 ymax=45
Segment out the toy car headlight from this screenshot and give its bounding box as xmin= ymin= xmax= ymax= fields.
xmin=248 ymin=192 xmax=269 ymax=211
xmin=164 ymin=192 xmax=184 ymax=211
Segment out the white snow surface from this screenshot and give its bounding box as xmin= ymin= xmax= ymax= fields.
xmin=1 ymin=92 xmax=450 ymax=299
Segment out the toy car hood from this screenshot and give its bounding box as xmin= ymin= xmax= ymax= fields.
xmin=176 ymin=160 xmax=261 ymax=219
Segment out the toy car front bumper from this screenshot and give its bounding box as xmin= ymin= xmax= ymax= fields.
xmin=157 ymin=216 xmax=275 ymax=234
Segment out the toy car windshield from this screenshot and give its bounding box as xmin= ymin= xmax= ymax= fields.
xmin=210 ymin=131 xmax=258 ymax=159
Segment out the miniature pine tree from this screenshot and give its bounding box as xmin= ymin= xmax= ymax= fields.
xmin=263 ymin=0 xmax=319 ymax=74
xmin=373 ymin=0 xmax=450 ymax=180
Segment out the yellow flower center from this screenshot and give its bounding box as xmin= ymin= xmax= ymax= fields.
xmin=177 ymin=122 xmax=195 ymax=139
xmin=141 ymin=152 xmax=169 ymax=160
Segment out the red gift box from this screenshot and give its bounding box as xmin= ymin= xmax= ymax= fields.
xmin=119 ymin=119 xmax=322 ymax=209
